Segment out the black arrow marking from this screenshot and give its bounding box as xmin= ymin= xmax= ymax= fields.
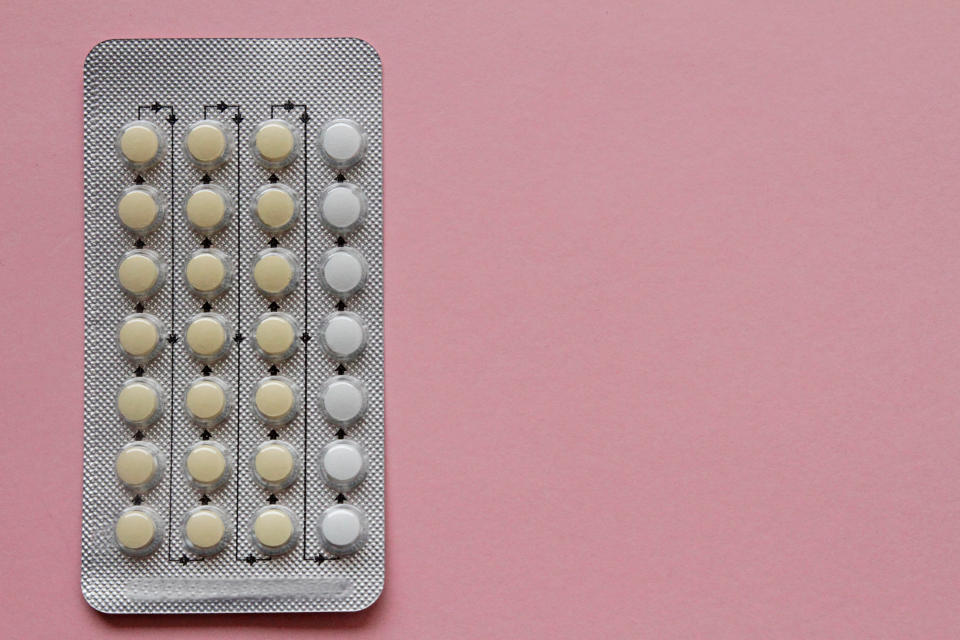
xmin=336 ymin=236 xmax=346 ymax=247
xmin=268 ymin=301 xmax=279 ymax=312
xmin=233 ymin=332 xmax=245 ymax=343
xmin=150 ymin=101 xmax=161 ymax=112
xmin=200 ymin=173 xmax=211 ymax=184
xmin=336 ymin=364 xmax=346 ymax=375
xmin=179 ymin=554 xmax=204 ymax=564
xmin=132 ymin=494 xmax=143 ymax=505
xmin=268 ymin=429 xmax=279 ymax=439
xmin=134 ymin=366 xmax=144 ymax=377
xmin=134 ymin=238 xmax=145 ymax=248
xmin=267 ymin=494 xmax=278 ymax=504
xmin=245 ymin=554 xmax=272 ymax=564
xmin=232 ymin=112 xmax=243 ymax=124
xmin=336 ymin=301 xmax=346 ymax=311
xmin=201 ymin=237 xmax=212 ymax=248
xmin=300 ymin=333 xmax=311 ymax=343
xmin=134 ymin=430 xmax=144 ymax=441
xmin=314 ymin=554 xmax=325 ymax=564
xmin=335 ymin=173 xmax=345 ymax=183
xmin=200 ymin=429 xmax=212 ymax=440
xmin=299 ymin=112 xmax=310 ymax=123
xmin=166 ymin=113 xmax=177 ymax=124
xmin=201 ymin=302 xmax=212 ymax=313
xmin=134 ymin=302 xmax=144 ymax=313
xmin=336 ymin=493 xmax=346 ymax=504
xmin=336 ymin=428 xmax=346 ymax=439
xmin=199 ymin=494 xmax=210 ymax=505
xmin=167 ymin=333 xmax=178 ymax=344
xmin=268 ymin=364 xmax=279 ymax=376
xmin=201 ymin=364 xmax=212 ymax=375
xmin=134 ymin=174 xmax=145 ymax=185
xmin=268 ymin=173 xmax=279 ymax=184
xmin=268 ymin=237 xmax=279 ymax=248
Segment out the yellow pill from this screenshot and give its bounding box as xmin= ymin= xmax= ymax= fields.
xmin=119 ymin=122 xmax=161 ymax=166
xmin=254 ymin=378 xmax=297 ymax=423
xmin=186 ymin=122 xmax=227 ymax=165
xmin=185 ymin=251 xmax=229 ymax=296
xmin=254 ymin=187 xmax=296 ymax=231
xmin=185 ymin=315 xmax=228 ymax=360
xmin=118 ymin=252 xmax=162 ymax=297
xmin=254 ymin=121 xmax=296 ymax=164
xmin=253 ymin=250 xmax=297 ymax=296
xmin=254 ymin=314 xmax=297 ymax=360
xmin=186 ymin=188 xmax=228 ymax=232
xmin=116 ymin=508 xmax=157 ymax=552
xmin=254 ymin=442 xmax=296 ymax=485
xmin=117 ymin=188 xmax=159 ymax=233
xmin=185 ymin=508 xmax=226 ymax=550
xmin=186 ymin=443 xmax=227 ymax=486
xmin=117 ymin=380 xmax=160 ymax=425
xmin=253 ymin=507 xmax=294 ymax=549
xmin=115 ymin=444 xmax=159 ymax=488
xmin=185 ymin=378 xmax=228 ymax=423
xmin=118 ymin=315 xmax=161 ymax=359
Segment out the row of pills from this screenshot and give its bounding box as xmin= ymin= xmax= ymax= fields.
xmin=116 ymin=502 xmax=369 ymax=558
xmin=118 ymin=117 xmax=366 ymax=171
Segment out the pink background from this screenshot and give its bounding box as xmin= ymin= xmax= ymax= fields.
xmin=1 ymin=0 xmax=959 ymax=637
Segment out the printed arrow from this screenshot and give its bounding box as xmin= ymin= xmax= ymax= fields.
xmin=269 ymin=302 xmax=279 ymax=312
xmin=267 ymin=494 xmax=279 ymax=504
xmin=300 ymin=333 xmax=311 ymax=343
xmin=299 ymin=112 xmax=310 ymax=123
xmin=233 ymin=332 xmax=245 ymax=343
xmin=199 ymin=494 xmax=210 ymax=505
xmin=201 ymin=365 xmax=212 ymax=375
xmin=201 ymin=237 xmax=212 ymax=248
xmin=268 ymin=173 xmax=279 ymax=184
xmin=167 ymin=333 xmax=179 ymax=344
xmin=336 ymin=493 xmax=346 ymax=504
xmin=313 ymin=554 xmax=325 ymax=564
xmin=336 ymin=428 xmax=346 ymax=439
xmin=135 ymin=302 xmax=144 ymax=313
xmin=178 ymin=554 xmax=203 ymax=564
xmin=336 ymin=364 xmax=346 ymax=375
xmin=335 ymin=173 xmax=345 ymax=183
xmin=133 ymin=430 xmax=144 ymax=441
xmin=336 ymin=236 xmax=346 ymax=247
xmin=268 ymin=365 xmax=279 ymax=376
xmin=200 ymin=429 xmax=212 ymax=440
xmin=336 ymin=301 xmax=346 ymax=311
xmin=245 ymin=554 xmax=272 ymax=565
xmin=134 ymin=174 xmax=145 ymax=185
xmin=200 ymin=174 xmax=212 ymax=184
xmin=134 ymin=366 xmax=144 ymax=377
xmin=134 ymin=238 xmax=145 ymax=248
xmin=201 ymin=302 xmax=212 ymax=312
xmin=232 ymin=113 xmax=243 ymax=124
xmin=267 ymin=429 xmax=279 ymax=439
xmin=268 ymin=237 xmax=279 ymax=248
xmin=132 ymin=494 xmax=142 ymax=505
xmin=166 ymin=113 xmax=177 ymax=124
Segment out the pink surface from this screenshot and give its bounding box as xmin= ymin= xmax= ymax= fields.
xmin=1 ymin=0 xmax=959 ymax=637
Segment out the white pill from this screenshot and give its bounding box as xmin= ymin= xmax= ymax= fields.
xmin=252 ymin=376 xmax=300 ymax=425
xmin=117 ymin=378 xmax=163 ymax=426
xmin=183 ymin=506 xmax=228 ymax=555
xmin=184 ymin=120 xmax=231 ymax=168
xmin=117 ymin=120 xmax=164 ymax=169
xmin=318 ymin=505 xmax=368 ymax=555
xmin=319 ymin=376 xmax=368 ymax=425
xmin=319 ymin=439 xmax=368 ymax=491
xmin=251 ymin=119 xmax=299 ymax=168
xmin=185 ymin=441 xmax=229 ymax=489
xmin=318 ymin=119 xmax=367 ymax=168
xmin=319 ymin=247 xmax=367 ymax=298
xmin=252 ymin=505 xmax=298 ymax=555
xmin=252 ymin=248 xmax=300 ymax=298
xmin=252 ymin=184 xmax=299 ymax=233
xmin=185 ymin=185 xmax=232 ymax=233
xmin=320 ymin=312 xmax=367 ymax=361
xmin=184 ymin=249 xmax=233 ymax=298
xmin=252 ymin=440 xmax=299 ymax=490
xmin=318 ymin=183 xmax=367 ymax=233
xmin=115 ymin=506 xmax=162 ymax=556
xmin=115 ymin=442 xmax=163 ymax=491
xmin=117 ymin=313 xmax=165 ymax=362
xmin=117 ymin=185 xmax=163 ymax=235
xmin=117 ymin=249 xmax=166 ymax=299
xmin=184 ymin=313 xmax=231 ymax=362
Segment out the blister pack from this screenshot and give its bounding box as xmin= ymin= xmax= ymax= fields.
xmin=82 ymin=39 xmax=384 ymax=613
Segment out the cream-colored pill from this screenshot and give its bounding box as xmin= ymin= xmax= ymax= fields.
xmin=254 ymin=442 xmax=295 ymax=484
xmin=186 ymin=188 xmax=227 ymax=231
xmin=118 ymin=252 xmax=162 ymax=297
xmin=255 ymin=121 xmax=295 ymax=163
xmin=185 ymin=315 xmax=228 ymax=360
xmin=115 ymin=445 xmax=158 ymax=487
xmin=185 ymin=252 xmax=228 ymax=295
xmin=186 ymin=443 xmax=227 ymax=486
xmin=254 ymin=187 xmax=296 ymax=231
xmin=116 ymin=509 xmax=156 ymax=551
xmin=186 ymin=122 xmax=227 ymax=164
xmin=254 ymin=378 xmax=296 ymax=422
xmin=119 ymin=123 xmax=160 ymax=165
xmin=117 ymin=380 xmax=160 ymax=424
xmin=118 ymin=316 xmax=160 ymax=359
xmin=118 ymin=189 xmax=159 ymax=233
xmin=253 ymin=251 xmax=297 ymax=296
xmin=185 ymin=379 xmax=227 ymax=423
xmin=254 ymin=314 xmax=296 ymax=359
xmin=185 ymin=508 xmax=226 ymax=549
xmin=253 ymin=508 xmax=294 ymax=548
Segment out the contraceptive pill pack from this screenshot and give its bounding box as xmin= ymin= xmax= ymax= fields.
xmin=82 ymin=39 xmax=384 ymax=613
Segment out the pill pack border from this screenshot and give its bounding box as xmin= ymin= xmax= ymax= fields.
xmin=82 ymin=38 xmax=384 ymax=613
